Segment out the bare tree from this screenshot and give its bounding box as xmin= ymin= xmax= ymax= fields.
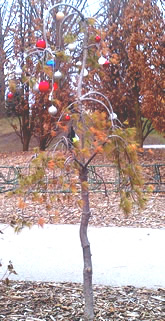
xmin=0 ymin=0 xmax=16 ymax=117
xmin=14 ymin=4 xmax=145 ymax=320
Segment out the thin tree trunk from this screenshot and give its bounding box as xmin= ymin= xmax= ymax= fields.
xmin=133 ymin=81 xmax=143 ymax=147
xmin=0 ymin=54 xmax=5 ymax=118
xmin=0 ymin=8 xmax=5 ymax=118
xmin=22 ymin=109 xmax=31 ymax=151
xmin=79 ymin=167 xmax=94 ymax=321
xmin=22 ymin=134 xmax=31 ymax=151
xmin=135 ymin=101 xmax=143 ymax=147
xmin=39 ymin=136 xmax=47 ymax=151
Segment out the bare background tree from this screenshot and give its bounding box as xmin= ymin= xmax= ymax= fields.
xmin=0 ymin=0 xmax=16 ymax=117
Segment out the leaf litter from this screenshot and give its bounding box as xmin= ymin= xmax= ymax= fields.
xmin=0 ymin=282 xmax=165 ymax=320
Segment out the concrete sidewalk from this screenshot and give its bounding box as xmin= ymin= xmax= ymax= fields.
xmin=143 ymin=144 xmax=165 ymax=149
xmin=0 ymin=224 xmax=165 ymax=288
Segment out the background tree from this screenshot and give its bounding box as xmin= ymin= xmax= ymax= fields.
xmin=87 ymin=0 xmax=165 ymax=146
xmin=5 ymin=0 xmax=90 ymax=151
xmin=5 ymin=0 xmax=39 ymax=150
xmin=0 ymin=0 xmax=16 ymax=117
xmin=14 ymin=3 xmax=145 ymax=320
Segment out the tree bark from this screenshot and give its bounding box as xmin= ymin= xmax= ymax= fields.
xmin=135 ymin=101 xmax=143 ymax=147
xmin=79 ymin=167 xmax=94 ymax=321
xmin=0 ymin=8 xmax=5 ymax=118
xmin=0 ymin=54 xmax=5 ymax=118
xmin=22 ymin=135 xmax=31 ymax=151
xmin=39 ymin=136 xmax=48 ymax=151
xmin=21 ymin=108 xmax=31 ymax=151
xmin=133 ymin=81 xmax=143 ymax=147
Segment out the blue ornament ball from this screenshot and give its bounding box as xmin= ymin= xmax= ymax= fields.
xmin=46 ymin=59 xmax=56 ymax=67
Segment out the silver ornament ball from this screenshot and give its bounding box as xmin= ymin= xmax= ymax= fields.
xmin=54 ymin=70 xmax=62 ymax=79
xmin=33 ymin=83 xmax=39 ymax=92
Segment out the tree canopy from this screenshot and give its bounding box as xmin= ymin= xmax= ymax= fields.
xmin=86 ymin=0 xmax=165 ymax=146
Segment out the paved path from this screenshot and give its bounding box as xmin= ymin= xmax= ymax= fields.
xmin=0 ymin=224 xmax=165 ymax=288
xmin=143 ymin=144 xmax=165 ymax=149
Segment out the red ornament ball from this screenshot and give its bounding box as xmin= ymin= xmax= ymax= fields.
xmin=8 ymin=92 xmax=14 ymax=99
xmin=95 ymin=35 xmax=101 ymax=43
xmin=39 ymin=81 xmax=50 ymax=92
xmin=36 ymin=39 xmax=46 ymax=49
xmin=65 ymin=114 xmax=70 ymax=121
xmin=103 ymin=60 xmax=110 ymax=67
xmin=53 ymin=82 xmax=58 ymax=90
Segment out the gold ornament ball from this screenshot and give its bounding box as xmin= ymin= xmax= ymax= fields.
xmin=56 ymin=12 xmax=65 ymax=21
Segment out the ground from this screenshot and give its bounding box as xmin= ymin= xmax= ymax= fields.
xmin=0 ymin=148 xmax=165 ymax=320
xmin=0 ymin=281 xmax=165 ymax=320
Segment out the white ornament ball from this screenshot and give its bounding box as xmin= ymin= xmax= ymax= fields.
xmin=54 ymin=70 xmax=62 ymax=79
xmin=98 ymin=56 xmax=107 ymax=65
xmin=48 ymin=105 xmax=58 ymax=116
xmin=15 ymin=65 xmax=22 ymax=75
xmin=83 ymin=68 xmax=88 ymax=77
xmin=76 ymin=61 xmax=82 ymax=66
xmin=33 ymin=83 xmax=39 ymax=92
xmin=110 ymin=112 xmax=117 ymax=120
xmin=56 ymin=12 xmax=65 ymax=21
xmin=68 ymin=43 xmax=76 ymax=52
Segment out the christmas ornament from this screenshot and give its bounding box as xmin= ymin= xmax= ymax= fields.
xmin=103 ymin=60 xmax=110 ymax=67
xmin=84 ymin=68 xmax=88 ymax=77
xmin=36 ymin=39 xmax=46 ymax=49
xmin=98 ymin=56 xmax=107 ymax=65
xmin=65 ymin=114 xmax=70 ymax=121
xmin=48 ymin=105 xmax=58 ymax=116
xmin=53 ymin=82 xmax=58 ymax=90
xmin=54 ymin=70 xmax=62 ymax=79
xmin=72 ymin=134 xmax=80 ymax=143
xmin=95 ymin=35 xmax=101 ymax=43
xmin=15 ymin=65 xmax=22 ymax=75
xmin=33 ymin=83 xmax=39 ymax=92
xmin=46 ymin=59 xmax=56 ymax=67
xmin=68 ymin=43 xmax=76 ymax=51
xmin=39 ymin=81 xmax=50 ymax=92
xmin=56 ymin=12 xmax=65 ymax=21
xmin=76 ymin=61 xmax=82 ymax=66
xmin=7 ymin=92 xmax=14 ymax=99
xmin=110 ymin=112 xmax=117 ymax=120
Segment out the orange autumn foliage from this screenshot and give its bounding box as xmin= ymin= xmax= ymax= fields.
xmin=48 ymin=160 xmax=55 ymax=170
xmin=87 ymin=0 xmax=165 ymax=146
xmin=38 ymin=217 xmax=45 ymax=227
xmin=18 ymin=198 xmax=26 ymax=209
